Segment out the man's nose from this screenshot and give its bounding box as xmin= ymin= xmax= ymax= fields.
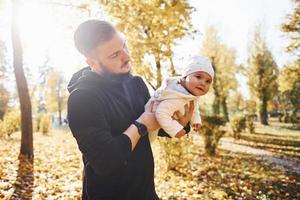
xmin=121 ymin=48 xmax=130 ymax=61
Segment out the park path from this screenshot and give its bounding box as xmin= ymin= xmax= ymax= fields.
xmin=220 ymin=138 xmax=300 ymax=175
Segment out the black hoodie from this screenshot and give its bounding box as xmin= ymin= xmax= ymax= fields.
xmin=67 ymin=67 xmax=159 ymax=200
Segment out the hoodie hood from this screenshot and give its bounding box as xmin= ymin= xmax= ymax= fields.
xmin=67 ymin=66 xmax=132 ymax=93
xmin=67 ymin=67 xmax=90 ymax=93
xmin=157 ymin=88 xmax=197 ymax=101
xmin=153 ymin=78 xmax=197 ymax=101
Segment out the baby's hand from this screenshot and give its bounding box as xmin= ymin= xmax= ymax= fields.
xmin=192 ymin=123 xmax=201 ymax=131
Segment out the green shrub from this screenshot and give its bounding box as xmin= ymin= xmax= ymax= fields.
xmin=282 ymin=114 xmax=291 ymax=123
xmin=200 ymin=116 xmax=226 ymax=156
xmin=245 ymin=114 xmax=256 ymax=134
xmin=230 ymin=114 xmax=246 ymax=139
xmin=39 ymin=113 xmax=51 ymax=135
xmin=33 ymin=118 xmax=38 ymax=132
xmin=35 ymin=113 xmax=43 ymax=132
xmin=278 ymin=113 xmax=284 ymax=122
xmin=159 ymin=136 xmax=193 ymax=171
xmin=0 ymin=111 xmax=21 ymax=137
xmin=291 ymin=113 xmax=300 ymax=125
xmin=160 ymin=116 xmax=227 ymax=170
xmin=247 ymin=120 xmax=255 ymax=134
xmin=280 ymin=113 xmax=300 ymax=124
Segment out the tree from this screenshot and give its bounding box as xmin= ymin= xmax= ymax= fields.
xmin=46 ymin=68 xmax=67 ymax=125
xmin=278 ymin=62 xmax=300 ymax=117
xmin=281 ymin=0 xmax=300 ymax=56
xmin=247 ymin=27 xmax=278 ymax=125
xmin=34 ymin=56 xmax=52 ymax=114
xmin=0 ymin=85 xmax=9 ymax=120
xmin=11 ymin=0 xmax=33 ymax=157
xmin=98 ymin=0 xmax=194 ymax=89
xmin=201 ymin=26 xmax=238 ymax=121
xmin=227 ymin=91 xmax=245 ymax=114
xmin=244 ymin=99 xmax=257 ymax=115
xmin=0 ymin=41 xmax=9 ymax=120
xmin=281 ymin=0 xmax=300 ymax=120
xmin=0 ymin=41 xmax=8 ymax=79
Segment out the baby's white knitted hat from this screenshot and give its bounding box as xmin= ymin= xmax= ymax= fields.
xmin=182 ymin=55 xmax=214 ymax=79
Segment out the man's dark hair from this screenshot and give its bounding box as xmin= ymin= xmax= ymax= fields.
xmin=74 ymin=20 xmax=116 ymax=57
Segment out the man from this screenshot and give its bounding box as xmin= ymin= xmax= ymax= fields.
xmin=67 ymin=20 xmax=193 ymax=200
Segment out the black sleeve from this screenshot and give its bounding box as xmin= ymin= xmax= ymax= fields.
xmin=157 ymin=129 xmax=171 ymax=138
xmin=67 ymin=89 xmax=132 ymax=177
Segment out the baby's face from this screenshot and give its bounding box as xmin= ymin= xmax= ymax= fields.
xmin=184 ymin=71 xmax=212 ymax=96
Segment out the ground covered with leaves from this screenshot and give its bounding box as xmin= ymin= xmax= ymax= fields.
xmin=0 ymin=129 xmax=82 ymax=199
xmin=0 ymin=127 xmax=299 ymax=200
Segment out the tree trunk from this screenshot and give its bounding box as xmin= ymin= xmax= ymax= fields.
xmin=155 ymin=57 xmax=162 ymax=89
xmin=212 ymin=96 xmax=220 ymax=115
xmin=259 ymin=96 xmax=268 ymax=125
xmin=169 ymin=57 xmax=176 ymax=76
xmin=211 ymin=57 xmax=220 ymax=115
xmin=0 ymin=88 xmax=8 ymax=120
xmin=58 ymin=98 xmax=62 ymax=126
xmin=221 ymin=97 xmax=229 ymax=122
xmin=12 ymin=0 xmax=33 ymax=157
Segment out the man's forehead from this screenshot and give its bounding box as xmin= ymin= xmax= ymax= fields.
xmin=97 ymin=32 xmax=126 ymax=55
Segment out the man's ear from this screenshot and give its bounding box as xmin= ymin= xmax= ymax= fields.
xmin=86 ymin=57 xmax=102 ymax=75
xmin=86 ymin=57 xmax=97 ymax=68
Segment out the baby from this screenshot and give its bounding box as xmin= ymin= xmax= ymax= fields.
xmin=145 ymin=55 xmax=214 ymax=142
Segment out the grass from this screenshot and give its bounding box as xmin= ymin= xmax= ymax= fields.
xmin=222 ymin=120 xmax=300 ymax=159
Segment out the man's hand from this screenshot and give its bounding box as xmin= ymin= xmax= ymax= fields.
xmin=138 ymin=101 xmax=160 ymax=132
xmin=125 ymin=107 xmax=160 ymax=151
xmin=173 ymin=101 xmax=194 ymax=127
xmin=137 ymin=112 xmax=160 ymax=132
